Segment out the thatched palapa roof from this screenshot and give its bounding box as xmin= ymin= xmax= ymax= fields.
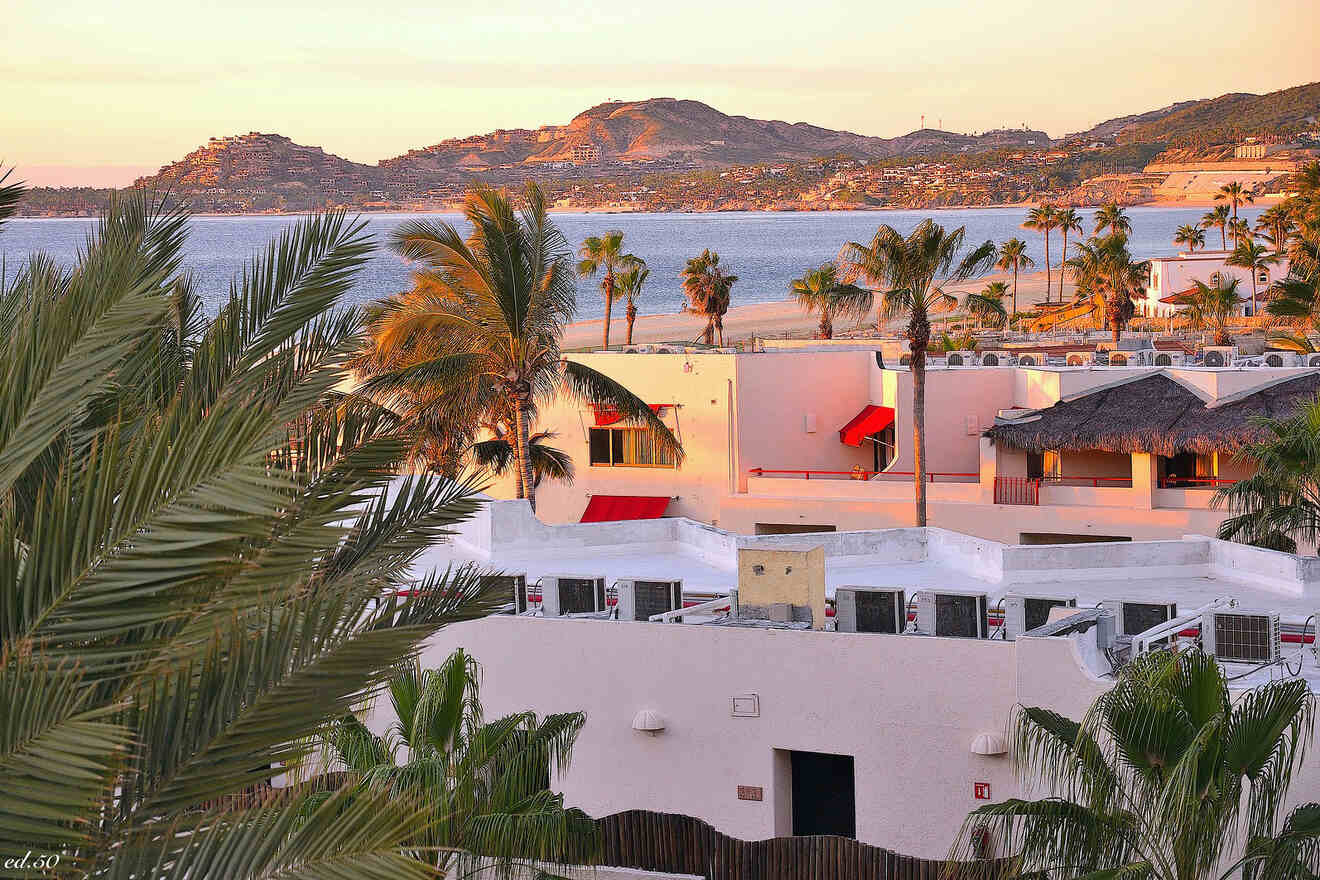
xmin=987 ymin=373 xmax=1320 ymax=456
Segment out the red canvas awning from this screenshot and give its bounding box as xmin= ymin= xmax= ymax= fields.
xmin=838 ymin=405 xmax=895 ymax=447
xmin=580 ymin=495 xmax=671 ymax=523
xmin=591 ymin=403 xmax=669 ymax=426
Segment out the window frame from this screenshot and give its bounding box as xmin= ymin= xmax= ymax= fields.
xmin=587 ymin=425 xmax=678 ymax=469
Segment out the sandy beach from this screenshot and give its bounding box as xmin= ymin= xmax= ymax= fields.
xmin=561 ymin=269 xmax=1071 ymax=347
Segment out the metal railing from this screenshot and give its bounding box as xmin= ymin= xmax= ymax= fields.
xmin=1159 ymin=476 xmax=1238 ymax=488
xmin=1041 ymin=475 xmax=1133 ymax=488
xmin=993 ymin=476 xmax=1039 ymax=505
xmin=748 ymin=467 xmax=978 ymax=482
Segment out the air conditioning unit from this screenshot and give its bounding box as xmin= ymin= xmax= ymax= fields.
xmin=1202 ymin=346 xmax=1237 ymax=367
xmin=916 ymin=589 xmax=989 ymax=638
xmin=1200 ymin=609 xmax=1281 ymax=663
xmin=1016 ymin=352 xmax=1049 ymax=367
xmin=945 ymin=351 xmax=977 ymax=367
xmin=613 ymin=578 xmax=683 ymax=622
xmin=539 ymin=574 xmax=608 ymax=617
xmin=980 ymin=351 xmax=1017 ymax=367
xmin=483 ymin=574 xmax=529 ymax=613
xmin=1306 ymin=353 xmax=1320 ymax=368
xmin=654 ymin=345 xmax=680 ymax=354
xmin=835 ymin=587 xmax=906 ymax=634
xmin=1065 ymin=351 xmax=1094 ymax=367
xmin=1152 ymin=351 xmax=1185 ymax=367
xmin=1001 ymin=594 xmax=1078 ymax=640
xmin=1108 ymin=350 xmax=1156 ymax=367
xmin=1102 ymin=599 xmax=1179 ymax=638
xmin=1262 ymin=351 xmax=1301 ymax=368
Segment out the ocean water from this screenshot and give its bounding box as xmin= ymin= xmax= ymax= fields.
xmin=2 ymin=206 xmax=1263 ymax=322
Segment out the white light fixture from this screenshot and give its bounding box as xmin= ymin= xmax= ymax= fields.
xmin=632 ymin=709 xmax=665 ymax=737
xmin=970 ymin=732 xmax=1007 ymax=756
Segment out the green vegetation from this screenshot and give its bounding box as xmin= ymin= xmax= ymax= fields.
xmin=1022 ymin=205 xmax=1058 ymax=302
xmin=1119 ymin=81 xmax=1320 ymax=147
xmin=788 ymin=263 xmax=873 ymax=339
xmin=616 ymin=255 xmax=650 ymax=345
xmin=681 ymin=249 xmax=739 ymax=346
xmin=577 ymin=229 xmax=633 ymax=349
xmin=954 ymin=649 xmax=1320 ymax=880
xmin=0 ymin=180 xmax=507 ymax=876
xmin=353 ymin=183 xmax=680 ymax=509
xmin=1184 ymin=277 xmax=1241 ymax=345
xmin=1066 ymin=231 xmax=1149 ymax=343
xmin=323 ymin=649 xmax=599 ymax=877
xmin=995 ymin=237 xmax=1035 ymax=331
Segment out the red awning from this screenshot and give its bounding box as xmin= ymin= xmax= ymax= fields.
xmin=580 ymin=495 xmax=671 ymax=523
xmin=838 ymin=405 xmax=895 ymax=447
xmin=591 ymin=403 xmax=669 ymax=426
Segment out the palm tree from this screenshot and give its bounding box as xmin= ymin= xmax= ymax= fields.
xmin=1217 ymin=180 xmax=1256 ymax=242
xmin=1066 ymin=232 xmax=1150 ymax=344
xmin=839 ymin=220 xmax=995 ymax=526
xmin=1265 ymin=218 xmax=1320 ymax=351
xmin=471 ymin=429 xmax=574 ymax=493
xmin=1230 ymin=217 xmax=1253 ymax=248
xmin=1022 ymin=204 xmax=1058 ymax=302
xmin=996 ymin=237 xmax=1035 ymax=331
xmin=1202 ymin=204 xmax=1232 ymax=250
xmin=0 ymin=183 xmax=504 ymax=876
xmin=1227 ymin=238 xmax=1280 ymax=316
xmin=356 ymin=183 xmax=681 ymax=511
xmin=323 ymin=650 xmax=600 ymax=877
xmin=1174 ymin=223 xmax=1206 ymax=253
xmin=1215 ymin=395 xmax=1320 ymax=551
xmin=1054 ymin=208 xmax=1083 ymax=299
xmin=616 ymin=255 xmax=649 ymax=345
xmin=953 ymin=649 xmax=1320 ymax=880
xmin=788 ymin=262 xmax=874 ymax=339
xmin=963 ymin=280 xmax=1009 ymax=330
xmin=681 ymin=248 xmax=739 ymax=346
xmin=1184 ymin=277 xmax=1242 ymax=346
xmin=1092 ymin=202 xmax=1131 ymax=237
xmin=1257 ymin=204 xmax=1296 ymax=253
xmin=577 ymin=229 xmax=630 ymax=349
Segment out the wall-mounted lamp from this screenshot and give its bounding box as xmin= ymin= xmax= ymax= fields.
xmin=970 ymin=732 xmax=1007 ymax=756
xmin=632 ymin=709 xmax=665 ymax=737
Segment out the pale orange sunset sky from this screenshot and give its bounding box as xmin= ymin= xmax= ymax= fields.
xmin=6 ymin=0 xmax=1319 ymax=187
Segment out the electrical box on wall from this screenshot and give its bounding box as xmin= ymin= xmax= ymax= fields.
xmin=804 ymin=413 xmax=817 ymax=433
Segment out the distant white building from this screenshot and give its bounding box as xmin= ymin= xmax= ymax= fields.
xmin=1147 ymin=250 xmax=1289 ymax=317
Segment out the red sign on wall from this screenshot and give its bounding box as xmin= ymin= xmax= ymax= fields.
xmin=973 ymin=782 xmax=992 ymax=800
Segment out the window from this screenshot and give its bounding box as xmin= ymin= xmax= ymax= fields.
xmin=1258 ymin=269 xmax=1270 ymax=284
xmin=587 ymin=426 xmax=676 ymax=468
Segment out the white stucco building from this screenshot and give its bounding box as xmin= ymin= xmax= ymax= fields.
xmin=1147 ymin=249 xmax=1289 ymax=317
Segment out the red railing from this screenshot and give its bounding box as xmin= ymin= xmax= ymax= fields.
xmin=1159 ymin=476 xmax=1238 ymax=488
xmin=994 ymin=476 xmax=1039 ymax=505
xmin=1041 ymin=475 xmax=1133 ymax=488
xmin=747 ymin=467 xmax=978 ymax=483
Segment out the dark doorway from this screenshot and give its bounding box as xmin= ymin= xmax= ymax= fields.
xmin=790 ymin=751 xmax=856 ymax=837
xmin=1019 ymin=532 xmax=1132 ymax=545
xmin=755 ymin=523 xmax=838 ymax=536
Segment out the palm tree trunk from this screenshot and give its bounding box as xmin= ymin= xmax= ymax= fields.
xmin=1043 ymin=233 xmax=1052 ymax=304
xmin=1012 ymin=265 xmax=1019 ymax=332
xmin=703 ymin=317 xmax=715 ymax=345
xmin=715 ymin=316 xmax=725 ymax=347
xmin=625 ymin=299 xmax=637 ymax=345
xmin=1220 ymin=225 xmax=1227 ymax=251
xmin=514 ymin=400 xmax=535 ymax=512
xmin=1250 ymin=274 xmax=1257 ymax=317
xmin=820 ymin=310 xmax=832 ymax=339
xmin=909 ymin=311 xmax=930 ymax=528
xmin=1059 ymin=230 xmax=1068 ymax=300
xmin=602 ymin=272 xmax=615 ymax=350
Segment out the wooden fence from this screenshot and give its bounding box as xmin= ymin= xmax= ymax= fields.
xmin=597 ymin=810 xmax=1001 ymax=880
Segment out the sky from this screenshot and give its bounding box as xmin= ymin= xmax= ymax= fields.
xmin=6 ymin=0 xmax=1320 ymax=187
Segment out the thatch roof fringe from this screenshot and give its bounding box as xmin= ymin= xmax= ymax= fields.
xmin=986 ymin=373 xmax=1320 ymax=457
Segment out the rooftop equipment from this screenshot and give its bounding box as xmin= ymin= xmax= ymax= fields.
xmin=538 ymin=574 xmax=608 ymax=617
xmin=1202 ymin=346 xmax=1237 ymax=367
xmin=1001 ymin=593 xmax=1078 ymax=640
xmin=1306 ymin=353 xmax=1320 ymax=368
xmin=613 ymin=578 xmax=684 ymax=622
xmin=835 ymin=587 xmax=906 ymax=634
xmin=1107 ymin=350 xmax=1157 ymax=367
xmin=1102 ymin=598 xmax=1178 ymax=639
xmin=1200 ymin=609 xmax=1281 ymax=663
xmin=1016 ymin=352 xmax=1050 ymax=367
xmin=980 ymin=351 xmax=1016 ymax=367
xmin=483 ymin=573 xmax=528 ymax=613
xmin=945 ymin=351 xmax=977 ymax=367
xmin=916 ymin=589 xmax=989 ymax=639
xmin=1262 ymin=352 xmax=1302 ymax=368
xmin=1065 ymin=351 xmax=1094 ymax=367
xmin=1152 ymin=351 xmax=1185 ymax=367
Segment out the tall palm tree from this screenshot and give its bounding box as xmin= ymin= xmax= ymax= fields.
xmin=1217 ymin=180 xmax=1256 ymax=243
xmin=1257 ymin=204 xmax=1296 ymax=253
xmin=1227 ymin=238 xmax=1280 ymax=316
xmin=577 ymin=229 xmax=630 ymax=350
xmin=616 ymin=255 xmax=649 ymax=345
xmin=1230 ymin=217 xmax=1253 ymax=248
xmin=1174 ymin=224 xmax=1206 ymax=253
xmin=1184 ymin=277 xmax=1242 ymax=346
xmin=1202 ymin=204 xmax=1232 ymax=251
xmin=1092 ymin=202 xmax=1132 ymax=237
xmin=839 ymin=220 xmax=995 ymax=526
xmin=680 ymin=248 xmax=738 ymax=346
xmin=963 ymin=280 xmax=1009 ymax=330
xmin=1215 ymin=396 xmax=1320 ymax=552
xmin=356 ymin=183 xmax=681 ymax=511
xmin=953 ymin=649 xmax=1320 ymax=880
xmin=1022 ymin=204 xmax=1058 ymax=302
xmin=996 ymin=237 xmax=1035 ymax=331
xmin=1066 ymin=232 xmax=1149 ymax=344
xmin=1054 ymin=208 xmax=1083 ymax=299
xmin=0 ymin=183 xmax=504 ymax=877
xmin=788 ymin=262 xmax=874 ymax=339
xmin=323 ymin=650 xmax=600 ymax=878
xmin=1265 ymin=215 xmax=1320 ymax=351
